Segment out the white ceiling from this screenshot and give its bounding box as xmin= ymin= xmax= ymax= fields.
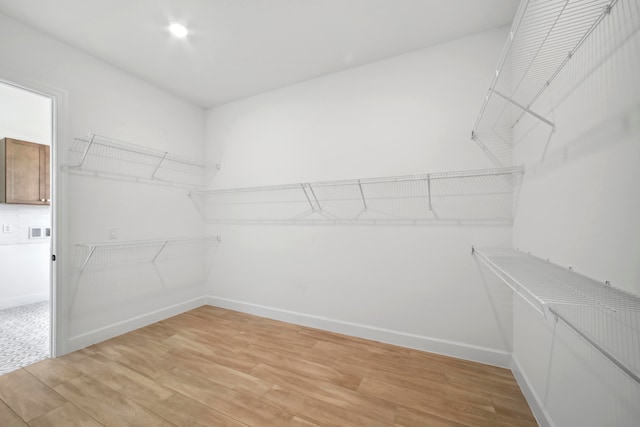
xmin=0 ymin=0 xmax=517 ymax=108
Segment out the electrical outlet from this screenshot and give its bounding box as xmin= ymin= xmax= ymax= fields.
xmin=2 ymin=224 xmax=13 ymax=233
xmin=108 ymin=226 xmax=118 ymax=240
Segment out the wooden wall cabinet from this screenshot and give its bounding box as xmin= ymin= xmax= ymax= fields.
xmin=0 ymin=138 xmax=50 ymax=205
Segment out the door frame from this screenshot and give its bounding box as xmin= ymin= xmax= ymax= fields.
xmin=0 ymin=72 xmax=69 ymax=357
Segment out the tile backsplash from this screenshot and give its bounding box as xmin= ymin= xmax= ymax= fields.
xmin=0 ymin=204 xmax=51 ymax=245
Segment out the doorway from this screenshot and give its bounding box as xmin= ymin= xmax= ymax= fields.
xmin=0 ymin=80 xmax=54 ymax=374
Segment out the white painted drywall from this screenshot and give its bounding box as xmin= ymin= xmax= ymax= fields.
xmin=0 ymin=82 xmax=52 ymax=309
xmin=204 ymin=28 xmax=516 ymax=365
xmin=0 ymin=12 xmax=207 ymax=350
xmin=511 ymin=2 xmax=640 ymax=425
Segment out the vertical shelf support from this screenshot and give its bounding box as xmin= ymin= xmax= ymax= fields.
xmin=357 ymin=179 xmax=368 ymax=211
xmin=300 ymin=184 xmax=315 ymax=211
xmin=427 ymin=174 xmax=432 ymax=211
xmin=151 ymin=152 xmax=169 ymax=180
xmin=151 ymin=240 xmax=169 ymax=264
xmin=75 ymin=133 xmax=96 ymax=168
xmin=308 ymin=184 xmax=321 ymax=211
xmin=79 ymin=245 xmax=97 ymax=273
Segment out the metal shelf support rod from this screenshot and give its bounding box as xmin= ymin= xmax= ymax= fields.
xmin=151 ymin=152 xmax=169 ymax=179
xmin=427 ymin=174 xmax=432 ymax=211
xmin=76 ymin=133 xmax=96 ymax=168
xmin=491 ymin=89 xmax=555 ymax=130
xmin=549 ymin=306 xmax=640 ymax=385
xmin=79 ymin=246 xmax=97 ymax=273
xmin=357 ymin=180 xmax=368 ymax=210
xmin=308 ymin=184 xmax=321 ymax=210
xmin=300 ymin=184 xmax=315 ymax=211
xmin=151 ymin=240 xmax=169 ymax=264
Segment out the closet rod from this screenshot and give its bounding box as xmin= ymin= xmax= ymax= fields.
xmin=549 ymin=306 xmax=640 ymax=385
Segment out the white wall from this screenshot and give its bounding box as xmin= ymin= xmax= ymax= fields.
xmin=205 ymin=28 xmax=516 ymax=366
xmin=0 ymin=82 xmax=52 ymax=309
xmin=0 ymin=12 xmax=207 ymax=352
xmin=511 ymin=1 xmax=640 ymax=425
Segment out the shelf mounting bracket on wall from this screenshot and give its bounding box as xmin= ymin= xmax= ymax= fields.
xmin=426 ymin=174 xmax=433 ymax=211
xmin=300 ymin=184 xmax=315 ymax=211
xmin=75 ymin=133 xmax=96 ymax=169
xmin=357 ymin=179 xmax=368 ymax=211
xmin=308 ymin=184 xmax=321 ymax=211
xmin=490 ymin=89 xmax=556 ymax=131
xmin=150 ymin=152 xmax=169 ymax=180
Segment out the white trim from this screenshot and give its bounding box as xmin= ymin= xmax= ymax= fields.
xmin=206 ymin=295 xmax=511 ymax=368
xmin=511 ymin=355 xmax=555 ymax=427
xmin=67 ymin=296 xmax=207 ymax=352
xmin=0 ymin=72 xmax=69 ymax=357
xmin=0 ymin=292 xmax=49 ymax=310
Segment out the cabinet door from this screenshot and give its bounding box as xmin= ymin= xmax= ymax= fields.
xmin=40 ymin=144 xmax=51 ymax=202
xmin=5 ymin=138 xmax=50 ymax=205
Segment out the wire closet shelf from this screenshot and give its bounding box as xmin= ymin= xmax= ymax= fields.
xmin=473 ymin=247 xmax=640 ymax=385
xmin=190 ymin=166 xmax=523 ymax=224
xmin=471 ymin=0 xmax=620 ymax=167
xmin=76 ymin=236 xmax=221 ymax=273
xmin=66 ymin=133 xmax=217 ymax=188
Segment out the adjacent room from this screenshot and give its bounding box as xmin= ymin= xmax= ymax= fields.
xmin=0 ymin=0 xmax=638 ymax=426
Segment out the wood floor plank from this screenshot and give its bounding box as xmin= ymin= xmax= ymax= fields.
xmin=0 ymin=369 xmax=67 ymax=422
xmin=239 ymin=343 xmax=362 ymax=390
xmin=394 ymin=405 xmax=470 ymax=427
xmin=158 ymin=367 xmax=292 ymax=425
xmin=250 ymin=362 xmax=396 ymax=424
xmin=167 ymin=351 xmax=272 ymax=396
xmin=90 ymin=340 xmax=171 ymax=380
xmin=0 ymin=399 xmax=29 ymax=427
xmin=262 ymin=385 xmax=392 ymax=427
xmin=57 ymin=347 xmax=96 ymax=364
xmin=25 ymin=358 xmax=83 ymax=388
xmin=288 ymin=416 xmax=321 ymax=426
xmin=358 ymin=376 xmax=497 ymax=427
xmin=2 ymin=306 xmax=537 ymax=426
xmin=54 ymin=375 xmax=173 ymax=427
xmin=149 ymin=393 xmax=247 ymax=427
xmin=72 ymin=354 xmax=174 ymax=408
xmin=28 ymin=402 xmax=103 ymax=427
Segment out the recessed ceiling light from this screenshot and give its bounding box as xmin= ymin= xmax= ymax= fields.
xmin=169 ymin=23 xmax=188 ymax=38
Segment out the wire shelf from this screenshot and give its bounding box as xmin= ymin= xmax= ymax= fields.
xmin=75 ymin=236 xmax=221 ymax=273
xmin=190 ymin=166 xmax=523 ymax=224
xmin=472 ymin=0 xmax=624 ymax=166
xmin=66 ymin=134 xmax=218 ymax=188
xmin=473 ymin=247 xmax=640 ymax=384
xmin=70 ymin=236 xmax=221 ymax=313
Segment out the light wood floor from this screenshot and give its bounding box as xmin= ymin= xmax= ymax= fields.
xmin=0 ymin=306 xmax=538 ymax=426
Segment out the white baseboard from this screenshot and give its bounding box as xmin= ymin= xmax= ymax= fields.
xmin=206 ymin=295 xmax=511 ymax=368
xmin=512 ymin=355 xmax=555 ymax=427
xmin=0 ymin=292 xmax=49 ymax=310
xmin=67 ymin=296 xmax=207 ymax=352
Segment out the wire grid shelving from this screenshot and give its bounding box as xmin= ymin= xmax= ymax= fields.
xmin=473 ymin=247 xmax=640 ymax=384
xmin=190 ymin=166 xmax=523 ymax=224
xmin=66 ymin=134 xmax=217 ymax=188
xmin=71 ymin=236 xmax=220 ymax=312
xmin=471 ymin=0 xmax=622 ymax=167
xmin=76 ymin=236 xmax=221 ymax=273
